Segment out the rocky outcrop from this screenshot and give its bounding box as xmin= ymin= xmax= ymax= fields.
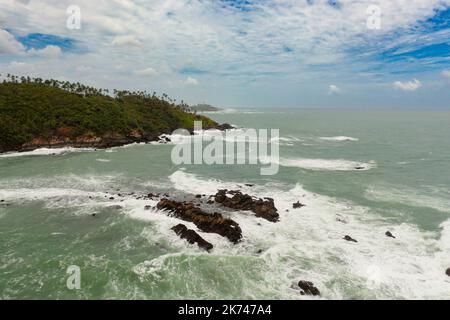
xmin=19 ymin=131 xmax=159 ymax=152
xmin=157 ymin=199 xmax=242 ymax=243
xmin=5 ymin=122 xmax=233 ymax=153
xmin=171 ymin=224 xmax=213 ymax=251
xmin=298 ymin=280 xmax=321 ymax=296
xmin=343 ymin=235 xmax=358 ymax=243
xmin=214 ymin=189 xmax=279 ymax=222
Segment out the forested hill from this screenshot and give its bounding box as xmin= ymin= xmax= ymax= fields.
xmin=0 ymin=75 xmax=218 ymax=153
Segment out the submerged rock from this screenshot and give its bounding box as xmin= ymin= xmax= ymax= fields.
xmin=385 ymin=231 xmax=396 ymax=238
xmin=157 ymin=199 xmax=242 ymax=243
xmin=171 ymin=224 xmax=213 ymax=251
xmin=293 ymin=201 xmax=305 ymax=209
xmin=298 ymin=280 xmax=321 ymax=296
xmin=446 ymin=268 xmax=450 ymax=277
xmin=343 ymin=235 xmax=358 ymax=243
xmin=214 ymin=189 xmax=279 ymax=222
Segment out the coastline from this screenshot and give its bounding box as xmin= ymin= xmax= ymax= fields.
xmin=0 ymin=123 xmax=235 ymax=154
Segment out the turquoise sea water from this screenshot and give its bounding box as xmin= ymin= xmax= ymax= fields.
xmin=1 ymin=108 xmax=450 ymax=299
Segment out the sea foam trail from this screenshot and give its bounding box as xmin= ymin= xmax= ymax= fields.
xmin=260 ymin=157 xmax=376 ymax=171
xmin=365 ymin=184 xmax=450 ymax=213
xmin=161 ymin=170 xmax=450 ymax=299
xmin=319 ymin=136 xmax=359 ymax=142
xmin=0 ymin=147 xmax=94 ymax=158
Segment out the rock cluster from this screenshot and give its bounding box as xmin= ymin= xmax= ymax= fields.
xmin=157 ymin=199 xmax=242 ymax=243
xmin=214 ymin=189 xmax=279 ymax=222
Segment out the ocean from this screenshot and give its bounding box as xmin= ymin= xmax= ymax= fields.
xmin=1 ymin=108 xmax=450 ymax=299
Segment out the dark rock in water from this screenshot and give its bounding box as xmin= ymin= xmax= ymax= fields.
xmin=298 ymin=280 xmax=320 ymax=296
xmin=91 ymin=213 xmax=96 ymax=217
xmin=147 ymin=193 xmax=158 ymax=198
xmin=245 ymin=184 xmax=254 ymax=187
xmin=144 ymin=205 xmax=152 ymax=210
xmin=256 ymin=249 xmax=263 ymax=254
xmin=207 ymin=200 xmax=214 ymax=204
xmin=293 ymin=201 xmax=305 ymax=209
xmin=0 ymin=199 xmax=4 ymax=202
xmin=214 ymin=189 xmax=279 ymax=222
xmin=195 ymin=194 xmax=202 ymax=198
xmin=446 ymin=268 xmax=450 ymax=277
xmin=385 ymin=231 xmax=396 ymax=238
xmin=171 ymin=224 xmax=213 ymax=251
xmin=109 ymin=197 xmax=115 ymax=200
xmin=355 ymin=166 xmax=365 ymax=170
xmin=344 ymin=235 xmax=358 ymax=242
xmin=157 ymin=199 xmax=242 ymax=243
xmin=216 ymin=123 xmax=235 ymax=131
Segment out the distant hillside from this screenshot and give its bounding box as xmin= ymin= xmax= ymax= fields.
xmin=190 ymin=104 xmax=221 ymax=112
xmin=0 ymin=75 xmax=219 ymax=153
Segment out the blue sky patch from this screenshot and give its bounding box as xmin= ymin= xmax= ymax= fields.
xmin=15 ymin=33 xmax=78 ymax=52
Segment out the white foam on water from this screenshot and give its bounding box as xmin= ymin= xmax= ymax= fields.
xmin=261 ymin=157 xmax=376 ymax=171
xmin=0 ymin=147 xmax=94 ymax=158
xmin=153 ymin=128 xmax=260 ymax=146
xmin=319 ymin=136 xmax=359 ymax=142
xmin=0 ymin=174 xmax=120 ymax=190
xmin=365 ymin=184 xmax=450 ymax=213
xmin=161 ymin=170 xmax=450 ymax=299
xmin=199 ymin=108 xmax=237 ymax=114
xmin=96 ymin=158 xmax=111 ymax=162
xmin=0 ymin=174 xmax=130 ymax=215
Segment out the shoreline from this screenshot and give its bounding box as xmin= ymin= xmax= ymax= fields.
xmin=0 ymin=123 xmax=235 ymax=154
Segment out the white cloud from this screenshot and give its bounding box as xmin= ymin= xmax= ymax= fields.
xmin=111 ymin=35 xmax=142 ymax=47
xmin=328 ymin=84 xmax=342 ymax=95
xmin=442 ymin=70 xmax=450 ymax=78
xmin=28 ymin=45 xmax=62 ymax=58
xmin=0 ymin=29 xmax=25 ymax=54
xmin=393 ymin=79 xmax=422 ymax=91
xmin=184 ymin=76 xmax=198 ymax=86
xmin=0 ymin=0 xmax=449 ymax=106
xmin=134 ymin=67 xmax=158 ymax=77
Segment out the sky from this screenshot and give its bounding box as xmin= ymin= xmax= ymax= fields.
xmin=0 ymin=0 xmax=450 ymax=108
